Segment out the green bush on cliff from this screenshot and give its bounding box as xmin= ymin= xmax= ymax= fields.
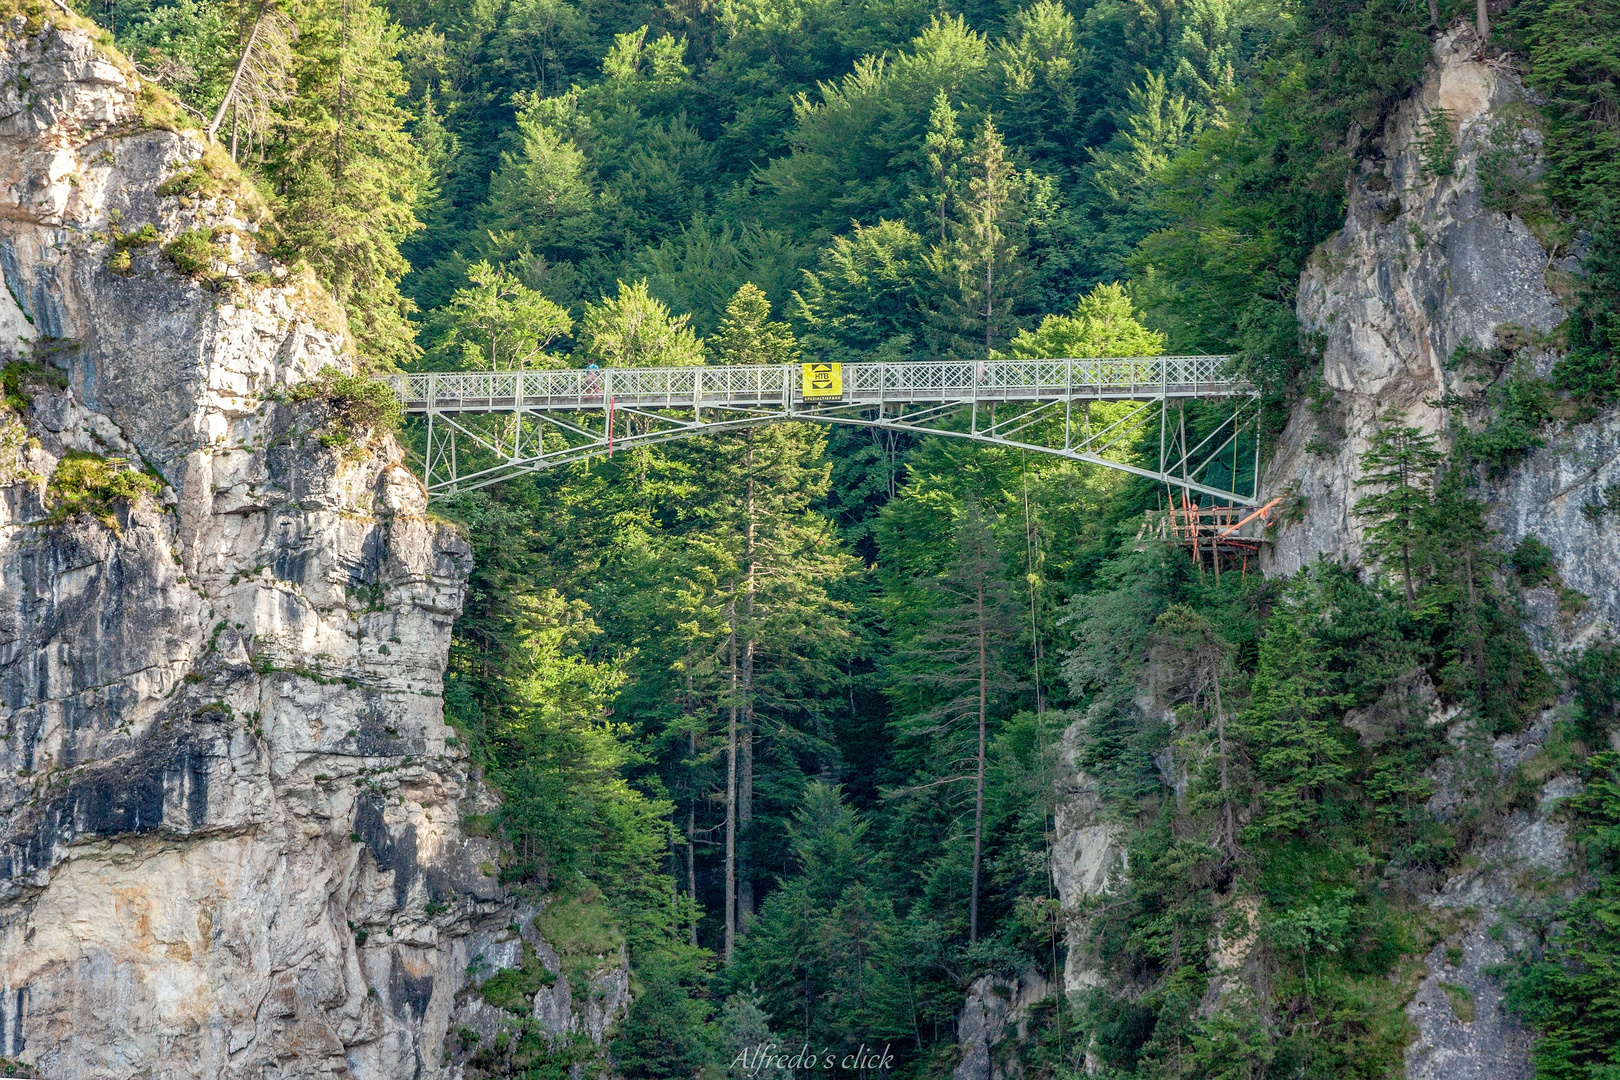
xmin=2 ymin=360 xmax=67 ymax=411
xmin=286 ymin=365 xmax=402 ymax=454
xmin=478 ymin=942 xmax=556 ymax=1014
xmin=162 ymin=227 xmax=221 ymax=279
xmin=44 ymin=450 xmax=161 ymax=528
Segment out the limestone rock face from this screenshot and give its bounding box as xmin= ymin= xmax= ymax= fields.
xmin=1049 ymin=724 xmax=1125 ymax=995
xmin=0 ymin=16 xmax=507 ymax=1080
xmin=1251 ymin=22 xmax=1608 ymax=1079
xmin=951 ymin=971 xmax=1052 ymax=1080
xmin=1263 ymin=24 xmax=1577 ymax=580
xmin=1401 ymin=713 xmax=1573 ymax=1080
xmin=1479 ymin=411 xmax=1620 ymax=650
xmin=446 ymin=900 xmax=632 ymax=1076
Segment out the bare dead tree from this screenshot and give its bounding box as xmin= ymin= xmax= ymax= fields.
xmin=208 ymin=4 xmax=297 ymax=161
xmin=129 ymin=52 xmax=211 ymax=124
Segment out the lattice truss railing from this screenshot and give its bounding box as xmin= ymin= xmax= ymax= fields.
xmin=389 ymin=357 xmax=1261 ymax=503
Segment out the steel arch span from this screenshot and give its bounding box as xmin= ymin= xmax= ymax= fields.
xmin=389 ymin=356 xmax=1263 ymax=506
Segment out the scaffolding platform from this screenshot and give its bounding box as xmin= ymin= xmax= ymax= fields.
xmin=1137 ymin=496 xmax=1285 ymax=574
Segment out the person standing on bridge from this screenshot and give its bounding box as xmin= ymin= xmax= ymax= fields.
xmin=586 ymin=361 xmax=601 ymax=395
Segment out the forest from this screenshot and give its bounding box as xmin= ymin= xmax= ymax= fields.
xmin=68 ymin=0 xmax=1620 ymax=1075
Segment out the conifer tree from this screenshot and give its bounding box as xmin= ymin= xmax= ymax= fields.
xmin=790 ymin=221 xmax=927 ymax=363
xmin=695 ymin=288 xmax=853 ymax=956
xmin=1354 ymin=410 xmax=1442 ymax=605
xmin=731 ymin=783 xmax=899 ymax=1052
xmin=271 ymin=0 xmax=428 ymax=368
xmin=991 ymin=0 xmax=1082 ymax=167
xmin=207 ymin=3 xmax=296 ymax=159
xmin=893 ymin=502 xmax=1021 ymax=941
xmin=708 ymin=283 xmax=797 ymax=366
xmin=1153 ymin=604 xmax=1237 ymax=858
xmin=480 ymin=90 xmax=601 ymax=265
xmin=924 ymin=118 xmax=1031 ymax=358
xmin=1236 ymin=573 xmax=1355 ymax=840
xmin=711 ymin=283 xmax=798 ymax=940
xmin=918 ymin=92 xmax=964 ymax=245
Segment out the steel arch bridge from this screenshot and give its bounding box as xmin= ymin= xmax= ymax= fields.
xmin=389 ymin=356 xmax=1262 ymax=505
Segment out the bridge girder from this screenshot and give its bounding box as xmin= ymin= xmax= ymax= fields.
xmin=391 ymin=357 xmax=1262 ymax=506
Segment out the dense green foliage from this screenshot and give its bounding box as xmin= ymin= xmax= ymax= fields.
xmin=74 ymin=0 xmax=1620 ymax=1074
xmin=1506 ymin=0 xmax=1620 ymax=405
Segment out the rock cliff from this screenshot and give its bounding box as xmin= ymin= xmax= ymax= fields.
xmin=1244 ymin=19 xmax=1610 ymax=1078
xmin=0 ymin=13 xmax=515 ymax=1079
xmin=1262 ymin=21 xmax=1613 ymax=633
xmin=1024 ymin=20 xmax=1617 ymax=1080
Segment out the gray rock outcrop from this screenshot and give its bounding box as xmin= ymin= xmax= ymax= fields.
xmin=0 ymin=15 xmax=516 ymax=1079
xmin=1049 ymin=723 xmax=1126 ymax=994
xmin=952 ymin=970 xmax=1052 ymax=1080
xmin=1263 ymin=24 xmax=1579 ymax=582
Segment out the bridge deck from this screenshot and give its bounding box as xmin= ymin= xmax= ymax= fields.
xmin=390 ymin=356 xmax=1242 ymax=412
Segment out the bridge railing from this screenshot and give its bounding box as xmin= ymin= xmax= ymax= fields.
xmin=388 ymin=356 xmax=1240 ymax=410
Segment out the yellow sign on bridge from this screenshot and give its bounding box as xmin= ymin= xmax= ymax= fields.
xmin=801 ymin=362 xmax=843 ymax=398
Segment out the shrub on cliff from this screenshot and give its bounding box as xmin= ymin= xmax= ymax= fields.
xmin=44 ymin=451 xmax=161 ymax=529
xmin=286 ymin=364 xmax=403 ymax=454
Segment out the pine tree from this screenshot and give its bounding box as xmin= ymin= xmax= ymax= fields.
xmin=892 ymin=503 xmax=1022 ymax=941
xmin=924 ymin=117 xmax=1031 ymax=359
xmin=269 ymin=0 xmax=428 ymax=369
xmin=1354 ymin=410 xmax=1442 ymax=605
xmin=1236 ymin=572 xmax=1356 ymax=840
xmin=708 ymin=283 xmax=798 ymax=366
xmin=698 ymin=286 xmax=849 ymax=955
xmin=918 ymin=91 xmax=964 ymax=246
xmin=1153 ymin=604 xmax=1237 ymax=858
xmin=480 ymin=90 xmax=601 ymax=266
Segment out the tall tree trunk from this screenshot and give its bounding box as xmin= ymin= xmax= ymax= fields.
xmin=724 ymin=603 xmax=738 ymax=964
xmin=336 ymin=0 xmax=349 ymax=176
xmin=687 ymin=722 xmax=699 ymax=947
xmin=970 ymin=580 xmax=988 ymax=943
xmin=1427 ymin=0 xmax=1439 ymax=27
xmin=1401 ymin=541 xmax=1415 ymax=606
xmin=1477 ymin=0 xmax=1490 ymax=41
xmin=983 ymin=224 xmax=995 ymax=356
xmin=686 ymin=803 xmax=698 ymax=947
xmin=208 ymin=6 xmax=269 ymax=143
xmin=1212 ymin=668 xmax=1235 ymax=858
xmin=738 ymin=438 xmax=757 ymax=932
